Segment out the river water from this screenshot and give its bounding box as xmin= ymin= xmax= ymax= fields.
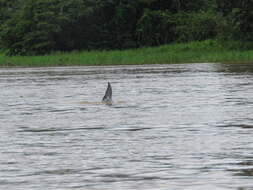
xmin=1 ymin=63 xmax=253 ymax=190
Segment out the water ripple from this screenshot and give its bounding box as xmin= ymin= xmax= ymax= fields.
xmin=1 ymin=63 xmax=253 ymax=190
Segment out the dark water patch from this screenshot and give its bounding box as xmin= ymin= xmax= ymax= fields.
xmin=237 ymin=161 xmax=253 ymax=166
xmin=217 ymin=124 xmax=253 ymax=129
xmin=100 ymin=173 xmax=132 ymax=179
xmin=85 ymin=167 xmax=105 ymax=171
xmin=113 ymin=105 xmax=139 ymax=109
xmin=43 ymin=152 xmax=62 ymax=156
xmin=48 ymin=108 xmax=75 ymax=113
xmin=20 ymin=127 xmax=106 ymax=133
xmin=215 ymin=63 xmax=253 ymax=74
xmin=136 ymin=175 xmax=172 ymax=181
xmin=231 ymin=168 xmax=253 ymax=177
xmin=0 ymin=161 xmax=18 ymax=165
xmin=78 ymin=107 xmax=87 ymax=111
xmin=0 ymin=180 xmax=29 ymax=186
xmin=99 ymin=173 xmax=167 ymax=183
xmin=20 ymin=112 xmax=34 ymax=115
xmin=7 ymin=103 xmax=25 ymax=107
xmin=119 ymin=127 xmax=152 ymax=132
xmin=32 ymin=168 xmax=82 ymax=176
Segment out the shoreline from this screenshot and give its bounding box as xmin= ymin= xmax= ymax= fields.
xmin=0 ymin=40 xmax=253 ymax=68
xmin=0 ymin=62 xmax=252 ymax=70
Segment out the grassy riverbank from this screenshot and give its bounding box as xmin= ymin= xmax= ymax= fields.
xmin=0 ymin=40 xmax=253 ymax=67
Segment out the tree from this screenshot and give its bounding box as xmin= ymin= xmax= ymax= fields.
xmin=217 ymin=0 xmax=253 ymax=42
xmin=0 ymin=0 xmax=225 ymax=55
xmin=136 ymin=10 xmax=176 ymax=46
xmin=0 ymin=0 xmax=69 ymax=55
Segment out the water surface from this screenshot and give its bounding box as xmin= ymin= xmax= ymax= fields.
xmin=1 ymin=63 xmax=253 ymax=190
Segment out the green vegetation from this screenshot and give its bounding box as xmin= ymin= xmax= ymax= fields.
xmin=0 ymin=0 xmax=252 ymax=66
xmin=1 ymin=0 xmax=253 ymax=55
xmin=1 ymin=40 xmax=253 ymax=67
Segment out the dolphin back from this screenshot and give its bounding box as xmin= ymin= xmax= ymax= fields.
xmin=102 ymin=82 xmax=112 ymax=104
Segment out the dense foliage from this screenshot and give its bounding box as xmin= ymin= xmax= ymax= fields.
xmin=0 ymin=0 xmax=252 ymax=55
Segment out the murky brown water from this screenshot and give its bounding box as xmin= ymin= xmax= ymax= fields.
xmin=1 ymin=63 xmax=253 ymax=190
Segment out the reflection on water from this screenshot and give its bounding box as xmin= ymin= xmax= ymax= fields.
xmin=232 ymin=160 xmax=253 ymax=177
xmin=1 ymin=63 xmax=253 ymax=190
xmin=216 ymin=62 xmax=253 ymax=74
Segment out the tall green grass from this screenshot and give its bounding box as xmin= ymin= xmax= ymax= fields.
xmin=0 ymin=40 xmax=253 ymax=67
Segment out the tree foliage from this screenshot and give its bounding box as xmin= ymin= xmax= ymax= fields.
xmin=1 ymin=0 xmax=68 ymax=55
xmin=217 ymin=0 xmax=253 ymax=47
xmin=0 ymin=0 xmax=251 ymax=55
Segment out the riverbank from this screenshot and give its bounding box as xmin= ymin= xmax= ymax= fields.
xmin=0 ymin=40 xmax=253 ymax=67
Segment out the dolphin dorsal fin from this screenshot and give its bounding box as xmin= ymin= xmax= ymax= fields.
xmin=102 ymin=82 xmax=112 ymax=104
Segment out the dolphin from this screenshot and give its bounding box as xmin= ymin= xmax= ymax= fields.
xmin=102 ymin=82 xmax=112 ymax=105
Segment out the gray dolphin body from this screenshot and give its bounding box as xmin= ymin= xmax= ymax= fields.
xmin=102 ymin=82 xmax=112 ymax=105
